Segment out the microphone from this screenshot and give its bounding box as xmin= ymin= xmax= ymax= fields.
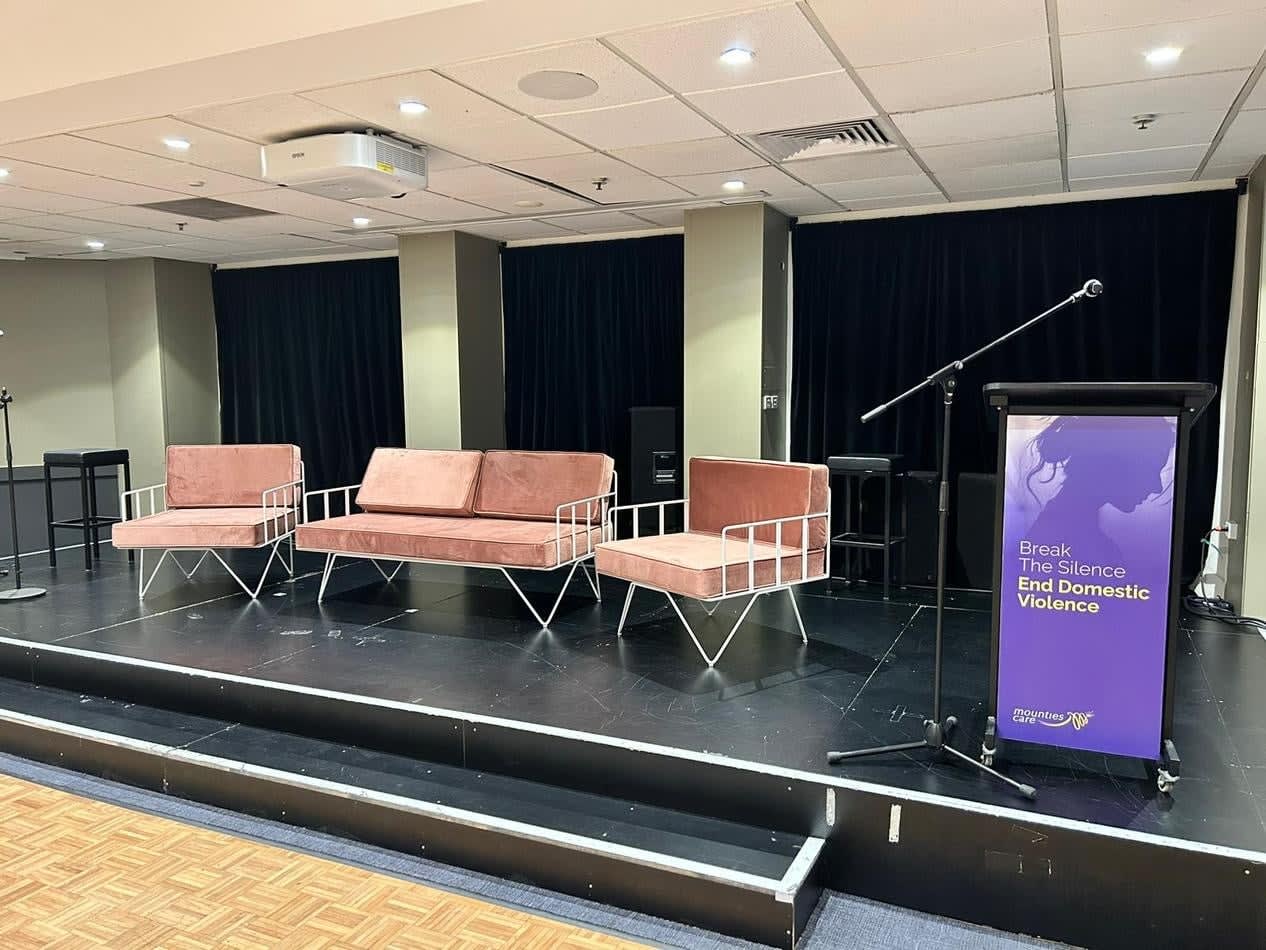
xmin=1083 ymin=279 xmax=1103 ymax=298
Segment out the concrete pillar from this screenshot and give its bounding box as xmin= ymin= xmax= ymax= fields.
xmin=683 ymin=203 xmax=789 ymax=473
xmin=105 ymin=258 xmax=219 ymax=486
xmin=397 ymin=231 xmax=505 ymax=450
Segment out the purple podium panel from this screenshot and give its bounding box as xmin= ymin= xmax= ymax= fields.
xmin=995 ymin=413 xmax=1177 ymax=760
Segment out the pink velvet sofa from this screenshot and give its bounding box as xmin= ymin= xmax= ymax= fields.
xmin=596 ymin=457 xmax=829 ymax=666
xmin=112 ymin=444 xmax=304 ymax=599
xmin=296 ymin=448 xmax=616 ymax=627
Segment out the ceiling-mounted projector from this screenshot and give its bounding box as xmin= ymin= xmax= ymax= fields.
xmin=261 ymin=131 xmax=427 ymax=199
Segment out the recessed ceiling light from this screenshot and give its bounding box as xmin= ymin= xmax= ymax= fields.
xmin=0 ymin=168 xmax=9 ymax=179
xmin=513 ymin=199 xmax=544 ymax=208
xmin=1144 ymin=46 xmax=1182 ymax=66
xmin=719 ymin=47 xmax=755 ymax=66
xmin=85 ymin=240 xmax=105 ymax=250
xmin=162 ymin=137 xmax=191 ymax=151
xmin=352 ymin=216 xmax=372 ymax=227
xmin=398 ymin=99 xmax=429 ymax=115
xmin=722 ymin=179 xmax=746 ymax=191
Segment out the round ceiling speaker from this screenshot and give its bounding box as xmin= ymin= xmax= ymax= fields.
xmin=518 ymin=70 xmax=600 ymax=100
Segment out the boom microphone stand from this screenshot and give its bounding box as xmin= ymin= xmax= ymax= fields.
xmin=0 ymin=388 xmax=46 ymax=601
xmin=827 ymin=279 xmax=1104 ymax=800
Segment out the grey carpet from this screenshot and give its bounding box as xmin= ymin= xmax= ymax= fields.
xmin=0 ymin=752 xmax=1072 ymax=949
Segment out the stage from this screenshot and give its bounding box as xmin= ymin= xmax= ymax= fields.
xmin=0 ymin=546 xmax=1261 ymax=947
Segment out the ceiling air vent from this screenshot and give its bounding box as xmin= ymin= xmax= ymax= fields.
xmin=140 ymin=198 xmax=278 ymax=221
xmin=747 ymin=118 xmax=893 ymax=163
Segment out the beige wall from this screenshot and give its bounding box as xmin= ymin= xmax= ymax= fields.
xmin=0 ymin=260 xmax=116 ymax=466
xmin=154 ymin=258 xmax=220 ymax=447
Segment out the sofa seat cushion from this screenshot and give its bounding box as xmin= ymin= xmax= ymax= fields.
xmin=356 ymin=448 xmax=483 ymax=516
xmin=473 ymin=450 xmax=614 ymax=523
xmin=596 ymin=532 xmax=825 ymax=600
xmin=296 ymin=514 xmax=602 ymax=569
xmin=113 ymin=508 xmax=296 ymax=549
xmin=166 ymin=444 xmax=302 ymax=509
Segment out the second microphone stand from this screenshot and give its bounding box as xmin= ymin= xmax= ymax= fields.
xmin=827 ymin=280 xmax=1103 ymax=800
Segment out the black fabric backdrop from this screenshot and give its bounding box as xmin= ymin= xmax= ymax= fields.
xmin=790 ymin=190 xmax=1238 ymax=581
xmin=501 ymin=235 xmax=684 ymax=484
xmin=213 ymin=258 xmax=405 ymax=490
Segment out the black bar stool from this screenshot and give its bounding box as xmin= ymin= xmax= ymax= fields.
xmin=43 ymin=448 xmax=132 ymax=570
xmin=828 ymin=454 xmax=906 ymax=600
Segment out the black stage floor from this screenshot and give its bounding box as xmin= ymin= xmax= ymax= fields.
xmin=4 ymin=546 xmax=1264 ymax=855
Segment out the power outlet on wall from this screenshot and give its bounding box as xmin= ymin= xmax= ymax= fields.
xmin=1226 ymin=522 xmax=1240 ymax=541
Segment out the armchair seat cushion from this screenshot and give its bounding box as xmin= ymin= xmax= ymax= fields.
xmin=112 ymin=508 xmax=296 ymax=549
xmin=596 ymin=532 xmax=825 ymax=600
xmin=296 ymin=514 xmax=602 ymax=569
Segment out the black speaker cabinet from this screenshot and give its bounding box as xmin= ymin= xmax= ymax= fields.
xmin=955 ymin=472 xmax=996 ymax=591
xmin=628 ymin=407 xmax=678 ymax=504
xmin=904 ymin=470 xmax=939 ymax=586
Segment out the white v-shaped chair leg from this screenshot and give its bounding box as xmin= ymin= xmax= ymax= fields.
xmin=371 ymin=559 xmax=405 ymax=582
xmin=317 ymin=553 xmax=337 ymax=604
xmin=787 ymin=587 xmax=808 ymax=642
xmin=138 ymin=549 xmax=174 ymax=598
xmin=665 ymin=592 xmax=760 ymax=667
xmin=616 ymin=583 xmax=637 ymax=635
xmin=500 ymin=560 xmax=583 ymax=629
xmin=580 ymin=561 xmax=601 ymax=602
xmin=208 ymin=540 xmax=284 ymax=599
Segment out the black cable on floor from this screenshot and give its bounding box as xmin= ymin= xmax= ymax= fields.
xmin=1183 ymin=593 xmax=1266 ymax=632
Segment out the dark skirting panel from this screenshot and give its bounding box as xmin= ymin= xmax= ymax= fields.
xmin=213 ymin=258 xmax=405 ymax=489
xmin=790 ymin=189 xmax=1238 ymax=582
xmin=501 ymin=234 xmax=684 ymax=483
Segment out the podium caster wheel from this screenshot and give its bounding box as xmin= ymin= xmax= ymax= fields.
xmin=981 ymin=749 xmax=994 ymax=768
xmin=1157 ymin=772 xmax=1177 ymax=795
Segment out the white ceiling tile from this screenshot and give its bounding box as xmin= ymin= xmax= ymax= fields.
xmin=330 ymin=232 xmax=399 ymax=251
xmin=0 ymin=221 xmax=92 ymax=242
xmin=949 ymin=182 xmax=1067 ymax=201
xmin=812 ymin=0 xmax=1048 ymax=66
xmin=463 ymin=185 xmax=592 ymax=215
xmin=1211 ymin=109 xmax=1266 ymax=164
xmin=351 ymin=190 xmax=495 ymax=222
xmin=1057 ymin=1 xmax=1266 ymax=34
xmin=920 ymin=132 xmax=1060 ymax=171
xmin=1063 ymin=71 xmax=1249 ymax=124
xmin=818 ymin=173 xmax=941 ymax=200
xmin=552 ymin=211 xmax=658 ymax=234
xmin=178 ymin=94 xmax=366 ymax=144
xmin=0 ymin=185 xmax=105 ymax=215
xmin=687 ymin=72 xmax=873 ymax=134
xmin=894 ymin=93 xmax=1057 ymax=146
xmin=787 ymin=148 xmax=923 ymax=182
xmin=1067 ymin=144 xmax=1208 ymax=177
xmin=1245 ymin=72 xmax=1266 ymax=110
xmin=502 ymin=150 xmax=640 ymax=182
xmin=666 ymin=165 xmax=801 ymax=197
xmin=443 ymin=41 xmax=664 ymax=116
xmin=610 ymin=6 xmax=841 ymax=94
xmin=75 ymin=118 xmax=263 ymax=178
xmin=1060 ymin=15 xmax=1266 ymax=89
xmin=630 ymin=207 xmax=686 ymax=228
xmin=459 ymin=219 xmax=575 ymax=240
xmin=1202 ymin=160 xmax=1256 ymax=178
xmin=551 ymin=175 xmax=691 ymax=204
xmin=1069 ymin=169 xmax=1198 ymax=190
xmin=936 ymin=159 xmax=1064 ymax=191
xmin=302 ymin=70 xmax=518 ymax=136
xmin=2 ymin=214 xmax=128 ymax=236
xmin=844 ymin=194 xmax=950 ymax=211
xmin=1066 ymin=109 xmax=1224 ymax=155
xmin=541 ymin=98 xmax=720 ymax=151
xmin=858 ymin=38 xmax=1052 ymax=112
xmin=611 ymin=137 xmax=762 ymax=177
xmin=424 ymin=148 xmax=478 ymax=172
xmin=215 ymin=188 xmax=421 ymax=227
xmin=418 ymin=118 xmax=583 ymax=163
xmin=766 ymin=194 xmax=842 ymax=216
xmin=427 ymin=165 xmax=537 ymax=200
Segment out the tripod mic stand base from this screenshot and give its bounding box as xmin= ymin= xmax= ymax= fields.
xmin=827 ymin=715 xmax=1038 ymax=801
xmin=0 ymin=587 xmax=46 ymax=601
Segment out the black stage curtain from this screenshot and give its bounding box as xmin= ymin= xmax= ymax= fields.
xmin=791 ymin=190 xmax=1238 ymax=582
xmin=502 ymin=235 xmax=684 ymax=483
xmin=213 ymin=258 xmax=405 ymax=489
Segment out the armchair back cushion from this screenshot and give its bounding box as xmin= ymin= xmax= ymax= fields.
xmin=356 ymin=448 xmax=483 ymax=517
xmin=688 ymin=457 xmax=828 ymax=550
xmin=474 ymin=450 xmax=614 ymax=524
xmin=166 ymin=444 xmax=302 ymax=509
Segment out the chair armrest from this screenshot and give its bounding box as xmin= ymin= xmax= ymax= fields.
xmin=719 ymin=509 xmax=831 ymax=596
xmin=606 ymin=498 xmax=689 ymax=540
xmin=119 ymin=483 xmax=167 ymax=521
xmin=260 ymin=476 xmax=306 ymax=543
xmin=554 ymin=487 xmax=619 ymax=561
xmin=304 ymin=484 xmax=362 ymax=522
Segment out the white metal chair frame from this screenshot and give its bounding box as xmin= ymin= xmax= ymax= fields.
xmin=606 ymin=491 xmax=831 ymax=667
xmin=120 ymin=464 xmax=305 ymax=600
xmin=302 ymin=474 xmax=617 ymax=629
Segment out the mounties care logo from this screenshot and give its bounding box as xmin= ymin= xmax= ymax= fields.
xmin=1012 ymin=707 xmax=1095 ymax=730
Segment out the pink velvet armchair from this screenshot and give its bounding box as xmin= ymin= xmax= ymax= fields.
xmin=595 ymin=457 xmax=830 ymax=666
xmin=112 ymin=444 xmax=304 ymax=599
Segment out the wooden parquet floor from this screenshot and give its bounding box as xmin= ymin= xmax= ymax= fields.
xmin=0 ymin=773 xmax=648 ymax=949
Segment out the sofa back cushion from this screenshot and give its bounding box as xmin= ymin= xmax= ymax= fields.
xmin=166 ymin=444 xmax=302 ymax=509
xmin=688 ymin=457 xmax=828 ymax=550
xmin=474 ymin=450 xmax=614 ymax=523
xmin=355 ymin=448 xmax=483 ymax=516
